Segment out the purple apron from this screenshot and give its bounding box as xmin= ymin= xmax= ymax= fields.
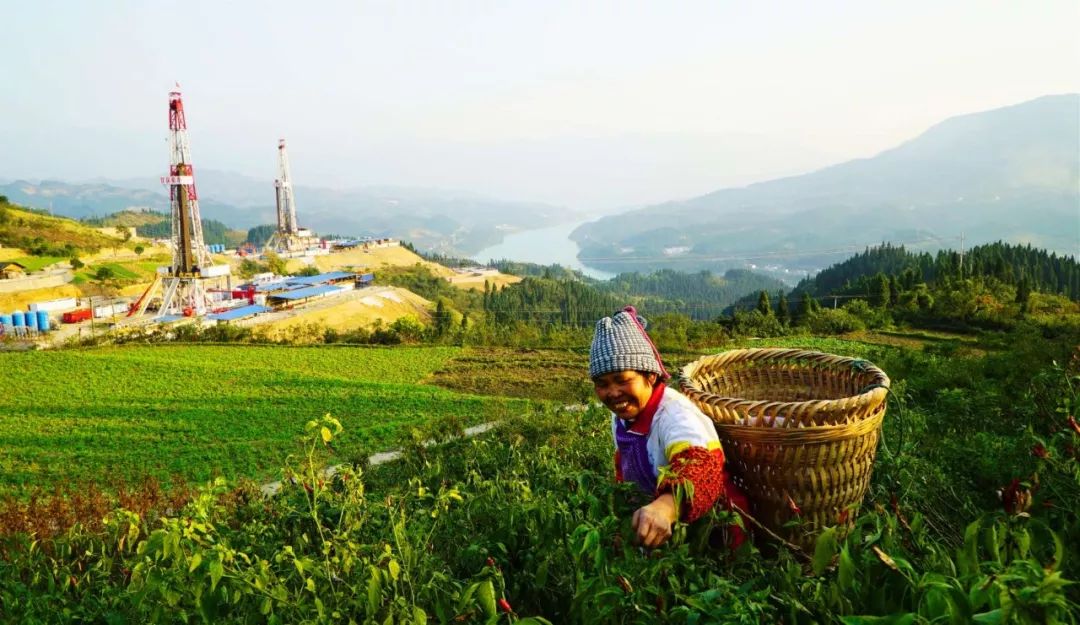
xmin=616 ymin=418 xmax=656 ymax=494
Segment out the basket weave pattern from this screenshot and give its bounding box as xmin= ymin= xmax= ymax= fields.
xmin=680 ymin=348 xmax=889 ymax=549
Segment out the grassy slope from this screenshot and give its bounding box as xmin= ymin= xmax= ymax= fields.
xmin=0 ymin=202 xmax=124 ymax=253
xmin=0 ymin=345 xmax=531 ymax=494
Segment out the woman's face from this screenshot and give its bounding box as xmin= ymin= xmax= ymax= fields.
xmin=593 ymin=370 xmax=658 ymax=421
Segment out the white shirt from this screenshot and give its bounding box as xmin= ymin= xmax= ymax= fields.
xmin=611 ymin=386 xmax=722 ymax=480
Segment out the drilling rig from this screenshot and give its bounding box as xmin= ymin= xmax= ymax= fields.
xmin=130 ymin=87 xmax=230 ymax=319
xmin=265 ymin=139 xmax=310 ymax=254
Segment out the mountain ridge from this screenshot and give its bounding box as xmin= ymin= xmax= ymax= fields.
xmin=572 ymin=94 xmax=1080 ymax=278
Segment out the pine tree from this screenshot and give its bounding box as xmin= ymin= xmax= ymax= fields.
xmin=799 ymin=292 xmax=816 ymax=319
xmin=434 ymin=299 xmax=450 ymax=336
xmin=776 ymin=291 xmax=790 ymax=325
xmin=888 ymin=275 xmax=900 ymax=307
xmin=756 ymin=291 xmax=772 ymax=317
xmin=871 ymin=273 xmax=890 ymax=308
xmin=1015 ymin=274 xmax=1032 ymax=313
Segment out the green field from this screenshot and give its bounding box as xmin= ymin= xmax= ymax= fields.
xmin=9 ymin=255 xmax=65 ymax=272
xmin=0 ymin=345 xmax=531 ymax=493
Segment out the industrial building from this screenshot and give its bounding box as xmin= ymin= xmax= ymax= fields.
xmin=205 ymin=270 xmax=375 ymax=324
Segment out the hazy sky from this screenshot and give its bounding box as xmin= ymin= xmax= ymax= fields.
xmin=2 ymin=0 xmax=1078 ymax=211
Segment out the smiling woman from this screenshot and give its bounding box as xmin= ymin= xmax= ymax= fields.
xmin=589 ymin=306 xmax=749 ymax=550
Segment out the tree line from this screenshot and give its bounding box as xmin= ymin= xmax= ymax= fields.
xmin=794 ymin=241 xmax=1079 ymax=301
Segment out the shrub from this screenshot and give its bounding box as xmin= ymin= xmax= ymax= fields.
xmin=806 ymin=308 xmax=865 ymax=334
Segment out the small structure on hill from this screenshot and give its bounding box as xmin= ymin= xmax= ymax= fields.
xmin=0 ymin=262 xmax=27 ymax=280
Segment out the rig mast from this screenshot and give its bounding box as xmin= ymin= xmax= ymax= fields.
xmin=136 ymin=87 xmax=229 ymax=319
xmin=266 ymin=139 xmax=306 ymax=253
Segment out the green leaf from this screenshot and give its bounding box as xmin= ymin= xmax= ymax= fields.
xmin=388 ymin=559 xmax=400 ymax=582
xmin=839 ymin=545 xmax=855 ymax=590
xmin=813 ymin=526 xmax=839 ymax=575
xmin=321 ymin=426 xmax=332 ymax=443
xmin=209 ymin=559 xmax=224 ymax=591
xmin=478 ymin=580 xmax=497 ymax=619
xmin=960 ymin=519 xmax=981 ymax=576
xmin=579 ymin=529 xmax=600 ymax=559
xmin=188 ymin=552 xmax=203 ymax=574
xmin=457 ymin=582 xmax=479 ymax=612
xmin=535 ymin=558 xmax=549 ymax=588
xmin=367 ymin=566 xmax=381 ymax=616
xmin=412 ymin=606 xmax=427 ymax=625
xmin=260 ymin=597 xmax=272 ymax=616
xmin=972 ymin=609 xmax=1004 ymax=624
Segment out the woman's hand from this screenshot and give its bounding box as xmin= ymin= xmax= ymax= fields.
xmin=632 ymin=493 xmax=678 ymax=548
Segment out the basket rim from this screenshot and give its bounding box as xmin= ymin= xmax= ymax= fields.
xmin=679 ymin=347 xmax=890 ymax=413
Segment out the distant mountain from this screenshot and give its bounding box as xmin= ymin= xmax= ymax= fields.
xmin=572 ymin=94 xmax=1080 ymax=279
xmin=1 ymin=172 xmax=577 ymax=255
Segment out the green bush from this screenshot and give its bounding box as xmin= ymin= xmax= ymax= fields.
xmin=807 ymin=308 xmax=865 ymax=334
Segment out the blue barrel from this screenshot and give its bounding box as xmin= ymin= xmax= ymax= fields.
xmin=12 ymin=311 xmax=24 ymax=327
xmin=26 ymin=311 xmax=38 ymax=330
xmin=0 ymin=314 xmax=10 ymax=327
xmin=36 ymin=310 xmax=49 ymax=332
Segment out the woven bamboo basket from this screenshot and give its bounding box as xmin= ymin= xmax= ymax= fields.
xmin=680 ymin=348 xmax=890 ymax=550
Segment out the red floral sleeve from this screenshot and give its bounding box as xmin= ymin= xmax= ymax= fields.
xmin=656 ymin=446 xmax=726 ymax=523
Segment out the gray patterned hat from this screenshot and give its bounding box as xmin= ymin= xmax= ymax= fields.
xmin=589 ymin=306 xmax=670 ymax=380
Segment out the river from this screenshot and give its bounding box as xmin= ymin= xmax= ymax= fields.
xmin=472 ymin=220 xmax=615 ymax=280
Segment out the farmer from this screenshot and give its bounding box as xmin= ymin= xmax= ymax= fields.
xmin=590 ymin=306 xmax=748 ymax=549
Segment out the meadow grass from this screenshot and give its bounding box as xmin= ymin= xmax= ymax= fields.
xmin=0 ymin=344 xmax=530 ymax=493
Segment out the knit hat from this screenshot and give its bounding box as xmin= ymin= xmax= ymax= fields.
xmin=589 ymin=306 xmax=670 ymax=380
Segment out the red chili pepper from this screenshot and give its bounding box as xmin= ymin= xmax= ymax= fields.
xmin=1002 ymin=479 xmax=1019 ymax=513
xmin=837 ymin=508 xmax=850 ymax=524
xmin=1068 ymin=415 xmax=1080 ymax=436
xmin=786 ymin=495 xmax=801 ymax=516
xmin=1032 ymin=444 xmax=1049 ymax=459
xmin=1000 ymin=478 xmax=1031 ymax=514
xmin=485 ymin=557 xmax=495 ymax=567
xmin=303 ymin=482 xmax=313 ymax=494
xmin=497 ymin=598 xmax=512 ymax=613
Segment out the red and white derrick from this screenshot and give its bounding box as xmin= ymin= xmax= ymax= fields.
xmin=133 ymin=86 xmax=230 ymax=319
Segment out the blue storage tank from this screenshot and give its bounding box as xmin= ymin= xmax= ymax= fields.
xmin=12 ymin=311 xmax=25 ymax=327
xmin=26 ymin=311 xmax=38 ymax=330
xmin=37 ymin=310 xmax=49 ymax=332
xmin=1 ymin=313 xmax=11 ymax=327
